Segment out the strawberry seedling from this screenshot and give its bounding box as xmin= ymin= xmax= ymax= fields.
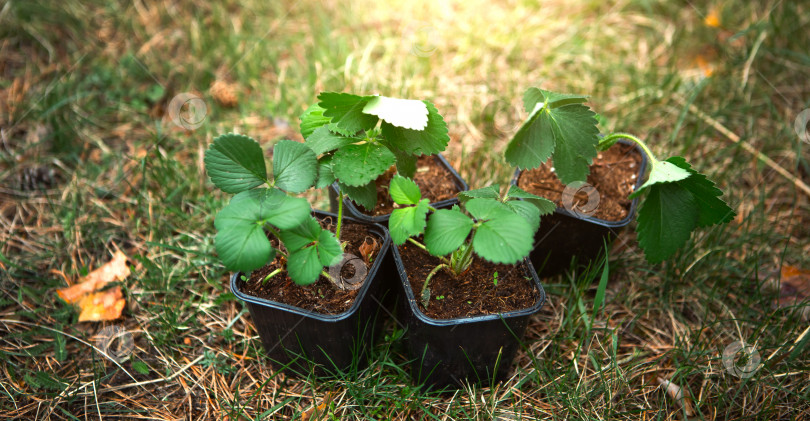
xmin=505 ymin=87 xmax=734 ymax=262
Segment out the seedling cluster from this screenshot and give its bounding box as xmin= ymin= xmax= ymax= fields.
xmin=205 ymin=87 xmax=734 ymax=295
xmin=205 ymin=92 xmax=452 ymax=286
xmin=387 ymin=175 xmax=555 ymax=306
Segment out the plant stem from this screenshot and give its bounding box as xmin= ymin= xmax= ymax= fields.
xmin=264 ymin=226 xmax=288 ymax=258
xmin=321 ymin=270 xmax=336 ymax=284
xmin=407 ymin=237 xmax=429 ymax=252
xmin=407 ymin=238 xmax=450 ymax=265
xmin=598 ymin=133 xmax=658 ymax=164
xmin=262 ymin=268 xmax=283 ymax=284
xmin=336 ymin=191 xmax=344 ymax=242
xmin=421 ymin=263 xmax=449 ymax=308
xmin=453 ymin=235 xmax=475 ymax=275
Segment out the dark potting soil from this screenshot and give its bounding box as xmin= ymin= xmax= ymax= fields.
xmin=357 ymin=156 xmax=459 ymax=215
xmin=398 ymin=238 xmax=539 ymax=319
xmin=517 ymin=143 xmax=642 ymax=221
xmin=238 ymin=219 xmax=381 ymax=315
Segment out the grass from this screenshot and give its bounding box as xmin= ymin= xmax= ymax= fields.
xmin=1 ymin=0 xmax=809 ymax=418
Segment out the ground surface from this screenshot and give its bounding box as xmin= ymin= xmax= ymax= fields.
xmin=1 ymin=0 xmax=809 ymax=419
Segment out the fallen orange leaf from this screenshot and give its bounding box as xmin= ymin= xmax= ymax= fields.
xmin=695 ymin=54 xmax=715 ymax=77
xmin=57 ymin=250 xmax=130 ymax=304
xmin=56 ymin=250 xmax=130 ymax=322
xmin=704 ymin=7 xmax=721 ymax=28
xmin=778 ymin=265 xmax=810 ymax=312
xmin=77 ymin=286 xmax=126 ymax=322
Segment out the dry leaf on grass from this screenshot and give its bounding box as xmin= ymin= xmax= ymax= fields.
xmin=301 ymin=392 xmax=334 ymax=421
xmin=210 ymin=80 xmax=239 ymax=108
xmin=767 ymin=265 xmax=810 ymax=320
xmin=56 ymin=250 xmax=130 ymax=321
xmin=57 ymin=250 xmax=130 ymax=303
xmin=77 ymin=286 xmax=126 ymax=322
xmin=657 ymin=376 xmax=696 ymax=417
xmin=704 ymin=7 xmax=721 ymax=28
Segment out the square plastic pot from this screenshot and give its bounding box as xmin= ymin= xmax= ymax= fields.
xmin=230 ymin=211 xmax=393 ymax=377
xmin=511 ymin=139 xmax=648 ymax=278
xmin=329 ymin=153 xmax=469 ymax=223
xmin=391 ymin=245 xmax=547 ymax=389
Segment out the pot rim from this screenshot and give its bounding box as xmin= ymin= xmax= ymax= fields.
xmin=230 ymin=210 xmax=391 ymax=323
xmin=510 ymin=138 xmax=649 ymax=228
xmin=392 ymin=244 xmax=546 ymax=326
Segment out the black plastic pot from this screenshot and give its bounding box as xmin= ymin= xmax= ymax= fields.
xmin=329 ymin=154 xmax=469 ymax=223
xmin=511 ymin=139 xmax=648 ymax=278
xmin=230 ymin=211 xmax=394 ymax=377
xmin=392 ymin=245 xmax=546 ymax=388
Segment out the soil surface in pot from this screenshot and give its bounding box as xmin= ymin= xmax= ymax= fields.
xmin=238 ymin=218 xmax=381 ymax=315
xmin=356 ymin=156 xmax=459 ymax=216
xmin=399 ymin=239 xmax=539 ymax=319
xmin=517 ymin=143 xmax=642 ymax=221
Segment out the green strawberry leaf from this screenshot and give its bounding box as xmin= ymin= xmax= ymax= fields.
xmin=384 ymin=142 xmax=418 ymax=178
xmin=502 ymin=199 xmax=541 ymax=233
xmin=458 ymin=184 xmax=500 ymax=203
xmin=505 ymin=88 xmax=599 ymax=184
xmin=317 ymin=92 xmax=378 ymax=134
xmin=380 ymin=100 xmax=449 ymax=156
xmin=389 ymin=174 xmax=422 ymax=205
xmin=332 ymin=143 xmax=396 ymax=187
xmin=635 ymin=182 xmax=699 ymax=263
xmin=629 ymin=158 xmax=691 ymax=199
xmin=424 ymin=208 xmax=473 ymax=256
xmin=214 ymin=203 xmax=275 ymax=272
xmin=305 ymin=125 xmax=356 ymax=155
xmin=523 ymin=87 xmax=589 ymax=111
xmin=299 ymin=104 xmax=331 ymax=139
xmin=473 ymin=212 xmax=534 ymax=264
xmin=279 ymin=217 xmax=344 ymax=284
xmin=227 ymin=188 xmax=310 ymax=230
xmin=287 ymin=247 xmax=321 ymax=285
xmin=279 ymin=216 xmax=322 ymax=251
xmin=315 ymin=155 xmax=336 ymax=189
xmin=204 ymin=133 xmax=268 ymax=193
xmin=273 ymin=140 xmax=317 ymax=193
xmin=339 ymin=180 xmax=377 ymax=211
xmin=362 ymin=96 xmax=429 ymax=130
xmin=465 ymin=198 xmax=513 ymax=220
xmin=317 ymin=228 xmax=343 ymax=267
xmin=389 ymin=199 xmax=430 ymax=244
xmin=665 ymin=156 xmax=735 ymax=227
xmin=505 ymin=185 xmax=556 ymax=215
